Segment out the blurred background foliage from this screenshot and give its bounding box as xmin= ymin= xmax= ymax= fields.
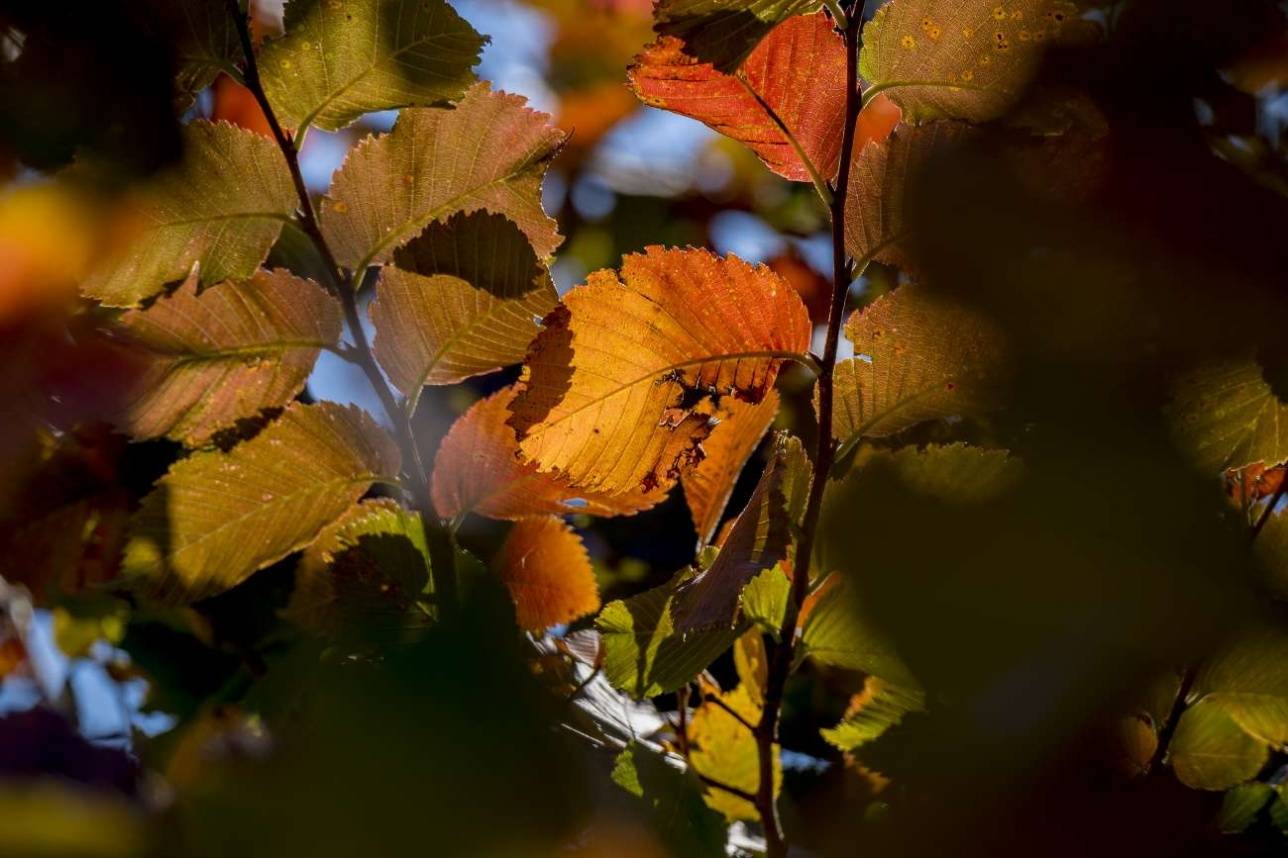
xmin=0 ymin=0 xmax=1287 ymax=855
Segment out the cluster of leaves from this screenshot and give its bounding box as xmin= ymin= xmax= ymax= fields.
xmin=2 ymin=0 xmax=1288 ymax=855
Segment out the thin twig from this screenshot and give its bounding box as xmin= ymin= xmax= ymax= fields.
xmin=1148 ymin=666 xmax=1197 ymax=776
xmin=702 ymin=688 xmax=758 ymax=733
xmin=753 ymin=8 xmax=865 ymax=856
xmin=224 ymin=0 xmax=458 ymax=612
xmin=696 ymin=771 xmax=759 ymax=804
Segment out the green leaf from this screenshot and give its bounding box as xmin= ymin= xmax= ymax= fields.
xmin=798 ymin=573 xmax=919 ymax=686
xmin=859 ymin=0 xmax=1089 ymax=123
xmin=820 ymin=676 xmax=925 ymax=751
xmin=672 ymin=433 xmax=810 ymax=633
xmin=1218 ymin=782 xmax=1274 ymax=834
xmin=82 ymin=121 xmax=297 ymax=307
xmin=652 ymin=0 xmax=820 ymax=72
xmin=1168 ymin=698 xmax=1268 ymax=790
xmin=321 ymin=83 xmax=564 ymax=272
xmin=123 ymin=401 xmax=401 ymax=603
xmin=741 ymin=566 xmax=790 ymax=637
xmin=286 ymin=498 xmax=431 ymax=637
xmin=1169 ymin=358 xmax=1288 ymax=473
xmin=597 ymin=572 xmax=744 ymax=699
xmin=371 ymin=212 xmax=557 ymax=394
xmin=107 ymin=268 xmax=341 ymax=446
xmin=610 ymin=742 xmax=728 ymax=857
xmin=163 ymin=0 xmax=245 ymax=107
xmin=259 ymin=0 xmax=486 ymax=133
xmin=830 ymin=286 xmax=1008 ymax=459
xmin=1272 ymin=785 xmax=1288 ymax=832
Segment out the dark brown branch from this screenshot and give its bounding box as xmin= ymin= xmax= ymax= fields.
xmin=224 ymin=0 xmax=458 ymax=612
xmin=753 ymin=9 xmax=865 ymax=856
xmin=702 ymin=688 xmax=758 ymax=733
xmin=696 ymin=770 xmax=758 ymax=804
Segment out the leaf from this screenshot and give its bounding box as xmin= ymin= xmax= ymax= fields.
xmin=830 ymin=285 xmax=1008 ymax=457
xmin=610 ymin=743 xmax=728 ymax=858
xmin=431 ymin=386 xmax=659 ymax=520
xmin=82 ymin=121 xmax=297 ymax=306
xmin=1219 ymin=782 xmax=1274 ymax=834
xmin=164 ymin=0 xmax=245 ymax=107
xmin=122 ymin=401 xmax=400 ymax=603
xmin=629 ymin=12 xmax=846 ymax=183
xmin=597 ymin=572 xmax=744 ymax=699
xmin=493 ymin=515 xmax=599 ymax=632
xmin=107 ymin=269 xmax=341 ymax=446
xmin=509 ymin=247 xmax=811 ymax=500
xmin=820 ymin=676 xmax=925 ymax=751
xmin=371 ymin=212 xmax=558 ymax=394
xmin=286 ymin=498 xmax=430 ymax=636
xmin=859 ymin=0 xmax=1088 ymax=124
xmin=1169 ymin=698 xmax=1268 ymax=790
xmin=843 ymin=120 xmax=970 ymax=266
xmin=1193 ymin=628 xmax=1288 ymax=745
xmin=673 ymin=434 xmax=810 ymax=633
xmin=652 ymin=0 xmax=821 ymax=72
xmin=733 ymin=629 xmax=769 ymax=707
xmin=259 ymin=0 xmax=486 ymax=134
xmin=741 ymin=566 xmax=790 ymax=636
xmin=689 ymin=683 xmax=779 ymax=821
xmin=799 ymin=574 xmax=919 ymax=687
xmin=321 ymin=84 xmax=564 ymax=272
xmin=682 ymin=391 xmax=780 ymax=545
xmin=1170 ymin=358 xmax=1288 ymax=473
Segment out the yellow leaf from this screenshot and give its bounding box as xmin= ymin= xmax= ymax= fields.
xmin=689 ymin=683 xmax=779 ymax=821
xmin=681 ymin=391 xmax=780 ymax=545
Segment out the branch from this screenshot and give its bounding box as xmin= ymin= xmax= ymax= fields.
xmin=224 ymin=0 xmax=458 ymax=613
xmin=753 ymin=9 xmax=865 ymax=856
xmin=696 ymin=770 xmax=758 ymax=804
xmin=701 ymin=688 xmax=758 ymax=733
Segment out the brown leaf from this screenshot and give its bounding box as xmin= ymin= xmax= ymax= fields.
xmin=681 ymin=391 xmax=780 ymax=545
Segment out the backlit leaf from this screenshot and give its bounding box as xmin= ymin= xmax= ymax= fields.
xmin=1219 ymin=782 xmax=1274 ymax=834
xmin=741 ymin=566 xmax=790 ymax=636
xmin=509 ymin=247 xmax=811 ymax=500
xmin=287 ymin=498 xmax=430 ymax=636
xmin=681 ymin=391 xmax=780 ymax=545
xmin=610 ymin=743 xmax=727 ymax=858
xmin=830 ymin=285 xmax=1008 ymax=457
xmin=652 ymin=0 xmax=820 ymax=72
xmin=259 ymin=0 xmax=486 ymax=133
xmin=493 ymin=515 xmax=599 ymax=632
xmin=321 ymin=84 xmax=564 ymax=271
xmin=1170 ymin=358 xmax=1288 ymax=473
xmin=431 ymin=386 xmax=659 ymax=520
xmin=82 ymin=121 xmax=296 ymax=306
xmin=673 ymin=434 xmax=810 ymax=633
xmin=107 ymin=269 xmax=341 ymax=446
xmin=1169 ymin=698 xmax=1268 ymax=790
xmin=820 ymin=675 xmax=925 ymax=751
xmin=165 ymin=0 xmax=245 ymax=107
xmin=859 ymin=0 xmax=1087 ymax=124
xmin=371 ymin=212 xmax=557 ymax=393
xmin=629 ymin=12 xmax=846 ymax=182
xmin=799 ymin=573 xmax=919 ymax=687
xmin=122 ymin=401 xmax=400 ymax=603
xmin=597 ymin=572 xmax=743 ymax=699
xmin=689 ymin=683 xmax=779 ymax=820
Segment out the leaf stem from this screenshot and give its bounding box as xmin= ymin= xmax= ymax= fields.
xmin=753 ymin=9 xmax=865 ymax=856
xmin=224 ymin=0 xmax=458 ymax=614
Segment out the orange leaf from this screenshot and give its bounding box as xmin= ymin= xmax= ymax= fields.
xmin=211 ymin=75 xmax=273 ymax=138
xmin=509 ymin=246 xmax=811 ymax=499
xmin=432 ymin=386 xmax=658 ymax=521
xmin=681 ymin=391 xmax=780 ymax=545
xmin=629 ymin=12 xmax=847 ymax=183
xmin=494 ymin=515 xmax=599 ymax=632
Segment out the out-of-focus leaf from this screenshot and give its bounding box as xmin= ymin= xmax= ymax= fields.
xmin=0 ymin=782 xmax=145 ymax=858
xmin=821 ymin=676 xmax=925 ymax=751
xmin=82 ymin=121 xmax=296 ymax=306
xmin=510 ymin=247 xmax=810 ymax=500
xmin=630 ymin=12 xmax=846 ymax=183
xmin=286 ymin=498 xmax=430 ymax=637
xmin=830 ymin=286 xmax=1008 ymax=457
xmin=106 ymin=269 xmax=341 ymax=446
xmin=123 ymin=401 xmax=400 ymax=603
xmin=597 ymin=572 xmax=743 ymax=699
xmin=859 ymin=0 xmax=1091 ymax=123
xmin=431 ymin=386 xmax=659 ymax=520
xmin=689 ymin=682 xmax=779 ymax=820
xmin=52 ymin=598 xmax=129 ymax=659
xmin=844 ymin=121 xmax=970 ymax=267
xmin=652 ymin=0 xmax=820 ymax=72
xmin=321 ymin=84 xmax=564 ymax=270
xmin=673 ymin=434 xmax=809 ymax=633
xmin=259 ymin=0 xmax=485 ymax=133
xmin=681 ymin=392 xmax=780 ymax=545
xmin=610 ymin=742 xmax=728 ymax=857
xmin=1219 ymin=782 xmax=1274 ymax=834
xmin=493 ymin=515 xmax=599 ymax=632
xmin=1168 ymin=698 xmax=1267 ymax=790
xmin=799 ymin=573 xmax=919 ymax=687
xmin=165 ymin=0 xmax=245 ymax=106
xmin=1169 ymin=358 xmax=1288 ymax=474
xmin=372 ymin=212 xmax=557 ymax=393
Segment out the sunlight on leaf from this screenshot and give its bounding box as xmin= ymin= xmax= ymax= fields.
xmin=1170 ymin=358 xmax=1288 ymax=474
xmin=653 ymin=0 xmax=821 ymax=72
xmin=493 ymin=515 xmax=599 ymax=632
xmin=1169 ymin=698 xmax=1268 ymax=790
xmin=689 ymin=682 xmax=779 ymax=821
xmin=820 ymin=675 xmax=925 ymax=751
